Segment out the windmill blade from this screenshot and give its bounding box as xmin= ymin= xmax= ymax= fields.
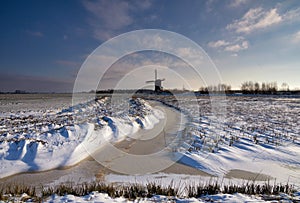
xmin=146 ymin=80 xmax=155 ymax=83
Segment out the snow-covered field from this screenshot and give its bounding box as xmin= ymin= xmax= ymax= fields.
xmin=1 ymin=93 xmax=300 ymax=202
xmin=42 ymin=192 xmax=300 ymax=203
xmin=1 ymin=94 xmax=299 ymax=183
xmin=0 ymin=94 xmax=164 ymax=178
xmin=154 ymin=95 xmax=300 ymax=186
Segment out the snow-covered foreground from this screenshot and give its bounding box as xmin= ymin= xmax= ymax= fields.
xmin=152 ymin=95 xmax=300 ymax=186
xmin=1 ymin=94 xmax=300 ymax=186
xmin=0 ymin=96 xmax=164 ymax=178
xmin=43 ymin=192 xmax=300 ymax=203
xmin=1 ymin=94 xmax=300 ymax=202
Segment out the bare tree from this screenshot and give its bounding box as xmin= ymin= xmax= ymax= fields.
xmin=241 ymin=81 xmax=278 ymax=94
xmin=281 ymin=82 xmax=289 ymax=91
xmin=254 ymin=82 xmax=260 ymax=94
xmin=261 ymin=82 xmax=266 ymax=93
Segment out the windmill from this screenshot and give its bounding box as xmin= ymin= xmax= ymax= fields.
xmin=146 ymin=69 xmax=165 ymax=92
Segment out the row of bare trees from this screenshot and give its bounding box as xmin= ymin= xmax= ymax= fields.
xmin=241 ymin=81 xmax=289 ymax=94
xmin=198 ymin=82 xmax=290 ymax=94
xmin=199 ymin=84 xmax=231 ymax=94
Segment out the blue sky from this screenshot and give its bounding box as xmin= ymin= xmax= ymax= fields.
xmin=0 ymin=0 xmax=300 ymax=92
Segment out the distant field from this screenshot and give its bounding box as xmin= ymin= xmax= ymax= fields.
xmin=0 ymin=93 xmax=73 ymax=113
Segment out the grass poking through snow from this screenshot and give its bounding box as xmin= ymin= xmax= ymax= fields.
xmin=0 ymin=180 xmax=297 ymax=202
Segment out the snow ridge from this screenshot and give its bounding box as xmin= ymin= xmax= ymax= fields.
xmin=0 ymin=97 xmax=164 ymax=178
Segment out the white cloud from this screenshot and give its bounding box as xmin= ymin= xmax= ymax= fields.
xmin=241 ymin=40 xmax=249 ymax=49
xmin=208 ymin=40 xmax=230 ymax=48
xmin=292 ymin=31 xmax=300 ymax=43
xmin=227 ymin=6 xmax=300 ymax=34
xmin=224 ymin=40 xmax=248 ymax=52
xmin=224 ymin=44 xmax=240 ymax=52
xmin=284 ymin=7 xmax=300 ymax=21
xmin=209 ymin=37 xmax=249 ymax=52
xmin=227 ymin=7 xmax=282 ymax=33
xmin=229 ymin=0 xmax=247 ymax=8
xmin=255 ymin=9 xmax=282 ymax=28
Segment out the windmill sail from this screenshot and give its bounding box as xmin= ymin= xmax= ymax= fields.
xmin=145 ymin=69 xmax=165 ymax=92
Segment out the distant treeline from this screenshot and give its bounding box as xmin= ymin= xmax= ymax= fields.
xmin=1 ymin=82 xmax=299 ymax=95
xmin=198 ymin=81 xmax=299 ymax=95
xmin=0 ymin=90 xmax=28 ymax=94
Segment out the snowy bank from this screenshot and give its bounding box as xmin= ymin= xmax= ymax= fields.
xmin=34 ymin=192 xmax=300 ymax=202
xmin=0 ymin=97 xmax=164 ymax=178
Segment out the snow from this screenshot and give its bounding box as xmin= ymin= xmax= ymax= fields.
xmin=1 ymin=94 xmax=299 ymax=189
xmin=105 ymin=172 xmax=288 ymax=193
xmin=4 ymin=190 xmax=300 ymax=202
xmin=155 ymin=95 xmax=300 ymax=186
xmin=40 ymin=192 xmax=300 ymax=202
xmin=0 ymin=96 xmax=164 ymax=178
xmin=1 ymin=94 xmax=300 ymax=202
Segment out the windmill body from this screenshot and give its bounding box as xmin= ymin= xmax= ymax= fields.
xmin=146 ymin=69 xmax=165 ymax=92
